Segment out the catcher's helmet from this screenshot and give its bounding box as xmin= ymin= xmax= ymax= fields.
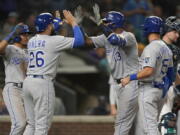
xmin=13 ymin=24 xmax=30 ymax=43
xmin=161 ymin=16 xmax=180 ymax=35
xmin=102 ymin=11 xmax=125 ymax=30
xmin=141 ymin=16 xmax=163 ymax=37
xmin=159 ymin=112 xmax=177 ymax=134
xmin=35 ymin=13 xmax=53 ymax=32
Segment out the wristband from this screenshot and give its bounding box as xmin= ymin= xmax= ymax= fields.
xmin=129 ymin=73 xmax=137 ymax=81
xmin=4 ymin=25 xmax=20 ymax=42
xmin=4 ymin=31 xmax=15 ymax=42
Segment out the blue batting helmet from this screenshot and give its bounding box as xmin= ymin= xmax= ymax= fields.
xmin=18 ymin=24 xmax=30 ymax=34
xmin=35 ymin=13 xmax=53 ymax=32
xmin=141 ymin=16 xmax=163 ymax=37
xmin=102 ymin=11 xmax=125 ymax=30
xmin=13 ymin=24 xmax=30 ymax=43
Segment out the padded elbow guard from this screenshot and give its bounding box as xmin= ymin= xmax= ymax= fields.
xmin=107 ymin=33 xmax=126 ymax=47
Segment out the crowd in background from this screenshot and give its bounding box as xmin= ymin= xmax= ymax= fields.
xmin=0 ymin=0 xmax=180 ymax=41
xmin=0 ymin=0 xmax=180 ymax=115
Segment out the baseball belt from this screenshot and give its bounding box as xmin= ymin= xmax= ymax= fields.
xmin=6 ymin=82 xmax=23 ymax=88
xmin=28 ymin=74 xmax=54 ymax=81
xmin=115 ymin=78 xmax=122 ymax=84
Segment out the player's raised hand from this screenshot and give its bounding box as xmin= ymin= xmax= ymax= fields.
xmin=121 ymin=76 xmax=130 ymax=87
xmin=92 ymin=3 xmax=101 ymax=25
xmin=53 ymin=10 xmax=63 ymax=33
xmin=13 ymin=22 xmax=25 ymax=33
xmin=63 ymin=10 xmax=77 ymax=27
xmin=74 ymin=6 xmax=84 ymax=25
xmin=3 ymin=22 xmax=24 ymax=42
xmin=86 ymin=3 xmax=101 ymax=25
xmin=55 ymin=10 xmax=61 ymax=19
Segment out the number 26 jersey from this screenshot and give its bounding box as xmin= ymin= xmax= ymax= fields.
xmin=27 ymin=34 xmax=74 ymax=79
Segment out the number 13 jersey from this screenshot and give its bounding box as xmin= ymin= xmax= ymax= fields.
xmin=91 ymin=31 xmax=139 ymax=80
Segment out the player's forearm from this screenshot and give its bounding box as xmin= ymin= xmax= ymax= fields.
xmin=79 ymin=27 xmax=95 ymax=48
xmin=72 ymin=26 xmax=85 ymax=48
xmin=0 ymin=23 xmax=22 ymax=54
xmin=71 ymin=24 xmax=95 ymax=48
xmin=0 ymin=40 xmax=8 ymax=54
xmin=84 ymin=36 xmax=95 ymax=47
xmin=98 ymin=23 xmax=112 ymax=37
xmin=175 ymin=74 xmax=180 ymax=85
xmin=129 ymin=67 xmax=154 ymax=81
xmin=137 ymin=67 xmax=154 ymax=79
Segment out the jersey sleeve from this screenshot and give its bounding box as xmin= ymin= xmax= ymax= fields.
xmin=141 ymin=45 xmax=158 ymax=68
xmin=23 ymin=49 xmax=29 ymax=64
xmin=91 ymin=34 xmax=106 ymax=48
xmin=4 ymin=45 xmax=12 ymax=57
xmin=53 ymin=36 xmax=74 ymax=52
xmin=124 ymin=32 xmax=137 ymax=47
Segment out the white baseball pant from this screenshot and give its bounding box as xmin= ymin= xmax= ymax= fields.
xmin=114 ymin=80 xmax=138 ymax=135
xmin=135 ymin=83 xmax=165 ymax=135
xmin=3 ymin=83 xmax=26 ymax=135
xmin=23 ymin=76 xmax=55 ymax=135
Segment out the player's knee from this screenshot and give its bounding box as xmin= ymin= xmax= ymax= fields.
xmin=26 ymin=119 xmax=35 ymax=129
xmin=15 ymin=120 xmax=26 ymax=131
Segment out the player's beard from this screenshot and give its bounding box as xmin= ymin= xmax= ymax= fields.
xmin=22 ymin=44 xmax=27 ymax=48
xmin=50 ymin=31 xmax=56 ymax=35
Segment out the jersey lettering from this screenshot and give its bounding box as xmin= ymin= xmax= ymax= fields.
xmin=28 ymin=40 xmax=46 ymax=49
xmin=114 ymin=51 xmax=121 ymax=61
xmin=11 ymin=57 xmax=21 ymax=65
xmin=112 ymin=48 xmax=121 ymax=62
xmin=29 ymin=51 xmax=44 ymax=68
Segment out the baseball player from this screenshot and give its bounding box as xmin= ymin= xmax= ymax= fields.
xmin=159 ymin=16 xmax=180 ymax=122
xmin=0 ymin=24 xmax=30 ymax=135
xmin=121 ymin=16 xmax=174 ymax=135
xmin=74 ymin=5 xmax=119 ymax=116
xmin=22 ymin=10 xmax=84 ymax=135
xmin=82 ymin=11 xmax=139 ymax=135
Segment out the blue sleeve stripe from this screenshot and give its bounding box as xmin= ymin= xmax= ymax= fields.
xmin=72 ymin=26 xmax=85 ymax=48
